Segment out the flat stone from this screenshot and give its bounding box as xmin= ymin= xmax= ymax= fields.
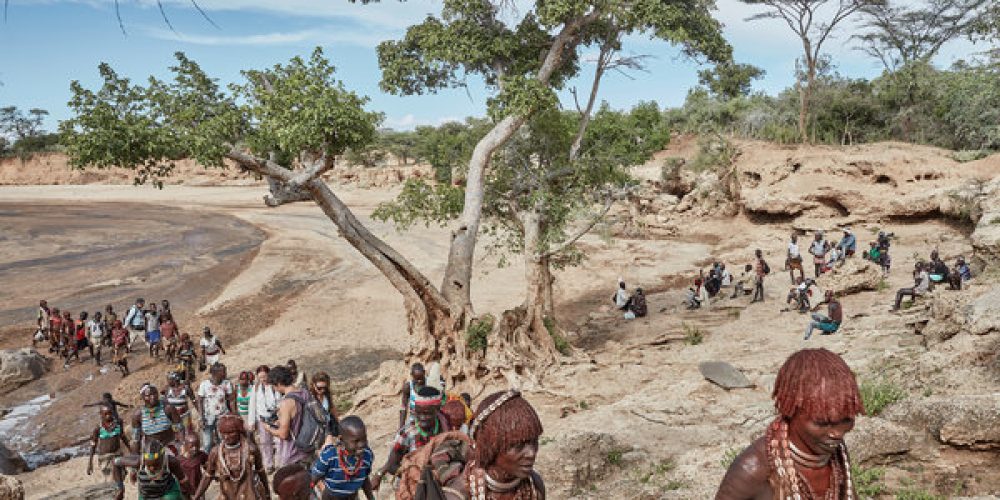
xmin=699 ymin=361 xmax=755 ymax=390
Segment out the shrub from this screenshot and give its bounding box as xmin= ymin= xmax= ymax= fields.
xmin=543 ymin=316 xmax=571 ymax=355
xmin=952 ymin=150 xmax=990 ymax=162
xmin=851 ymin=465 xmax=886 ymax=498
xmin=465 ymin=314 xmax=495 ymax=353
xmin=860 ymin=378 xmax=907 ymax=416
xmin=895 ymin=489 xmax=944 ymax=500
xmin=684 ymin=323 xmax=704 ymax=345
xmin=606 ymin=448 xmax=625 ymax=466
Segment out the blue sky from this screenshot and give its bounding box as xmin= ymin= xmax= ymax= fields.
xmin=0 ymin=0 xmax=992 ymax=132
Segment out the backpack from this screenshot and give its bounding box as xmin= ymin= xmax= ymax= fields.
xmin=762 ymin=260 xmax=771 ymax=275
xmin=286 ymin=392 xmax=329 ymax=455
xmin=128 ymin=306 xmax=146 ymax=329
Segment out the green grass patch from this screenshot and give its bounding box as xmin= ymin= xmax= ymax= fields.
xmin=861 ymin=378 xmax=907 ymax=416
xmin=683 ymin=322 xmax=704 ymax=345
xmin=951 ymin=150 xmax=990 ymax=163
xmin=895 ymin=488 xmax=944 ymax=500
xmin=664 ymin=479 xmax=687 ymax=490
xmin=606 ymin=448 xmax=625 ymax=466
xmin=465 ymin=314 xmax=495 ymax=353
xmin=877 ymin=279 xmax=890 ymax=291
xmin=578 ymin=400 xmax=590 ymax=410
xmin=720 ymin=447 xmax=741 ymax=469
xmin=990 ymin=216 xmax=1000 ymax=225
xmin=638 ymin=459 xmax=676 ymax=484
xmin=851 ymin=465 xmax=886 ymax=498
xmin=539 ymin=436 xmax=555 ymax=446
xmin=543 ymin=316 xmax=571 ymax=355
xmin=902 ymin=300 xmax=913 ymax=310
xmin=334 ymin=395 xmax=354 ymax=415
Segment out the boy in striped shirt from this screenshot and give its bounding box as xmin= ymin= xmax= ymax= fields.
xmin=311 ymin=416 xmax=375 ymax=500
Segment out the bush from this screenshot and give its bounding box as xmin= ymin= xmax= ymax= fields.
xmin=852 ymin=465 xmax=886 ymax=498
xmin=543 ymin=316 xmax=571 ymax=355
xmin=465 ymin=314 xmax=495 ymax=353
xmin=895 ymin=488 xmax=944 ymax=500
xmin=683 ymin=323 xmax=704 ymax=345
xmin=689 ymin=134 xmax=738 ymax=173
xmin=720 ymin=447 xmax=741 ymax=469
xmin=860 ymin=378 xmax=907 ymax=416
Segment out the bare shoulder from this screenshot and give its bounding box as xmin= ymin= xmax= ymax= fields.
xmin=716 ymin=437 xmax=771 ymax=500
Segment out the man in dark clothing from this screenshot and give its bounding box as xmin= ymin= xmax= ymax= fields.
xmin=804 ymin=290 xmax=842 ymax=340
xmin=751 ymin=249 xmax=767 ymax=303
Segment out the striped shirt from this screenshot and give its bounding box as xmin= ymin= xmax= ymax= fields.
xmin=141 ymin=403 xmax=172 ymax=435
xmin=310 ymin=445 xmax=373 ymax=496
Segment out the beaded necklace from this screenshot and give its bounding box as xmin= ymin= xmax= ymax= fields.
xmin=337 ymin=448 xmax=364 ymax=480
xmin=467 ymin=462 xmax=537 ymax=500
xmin=765 ymin=419 xmax=855 ymax=500
xmin=217 ymin=440 xmax=248 ymax=482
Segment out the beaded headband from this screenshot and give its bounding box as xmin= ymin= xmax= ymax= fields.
xmin=469 ymin=389 xmax=520 ymax=441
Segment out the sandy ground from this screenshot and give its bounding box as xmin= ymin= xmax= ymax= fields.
xmin=2 ymin=144 xmax=998 ymax=498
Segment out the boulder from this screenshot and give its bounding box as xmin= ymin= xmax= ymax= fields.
xmin=699 ymin=361 xmax=754 ymax=390
xmin=815 ymin=259 xmax=882 ymax=296
xmin=43 ymin=483 xmax=125 ymax=499
xmin=967 ymin=286 xmax=1000 ymax=336
xmin=881 ymin=395 xmax=1000 ymax=450
xmin=844 ymin=417 xmax=914 ymax=463
xmin=922 ymin=286 xmax=1000 ymax=345
xmin=0 ymin=475 xmax=24 ymax=500
xmin=0 ymin=444 xmax=26 ymax=475
xmin=0 ymin=349 xmax=48 ymax=395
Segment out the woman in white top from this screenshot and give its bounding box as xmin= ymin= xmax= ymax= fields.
xmin=246 ymin=365 xmax=281 ymax=472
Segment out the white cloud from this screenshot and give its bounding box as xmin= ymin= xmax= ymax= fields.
xmin=141 ymin=24 xmax=386 ymax=48
xmin=384 ymin=114 xmax=462 ymax=130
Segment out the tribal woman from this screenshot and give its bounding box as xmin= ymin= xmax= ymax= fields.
xmin=131 ymin=383 xmax=185 ymax=454
xmin=716 ymin=348 xmax=864 ymax=500
xmin=87 ymin=403 xmax=131 ymax=500
xmin=194 ymin=414 xmax=270 ymax=500
xmin=443 ymin=390 xmax=545 ymax=500
xmin=163 ymin=371 xmax=196 ymax=433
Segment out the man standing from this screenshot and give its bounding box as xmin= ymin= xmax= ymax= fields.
xmin=35 ymin=300 xmax=50 ymax=348
xmin=804 ymin=290 xmax=842 ymax=340
xmin=786 ymin=234 xmax=804 ymax=284
xmin=264 ymin=365 xmax=315 ymax=469
xmin=131 ymin=383 xmax=184 ymax=453
xmin=196 ymin=363 xmax=234 ymax=453
xmin=199 ymin=327 xmax=225 ymax=368
xmin=809 ymin=231 xmax=829 ymax=278
xmin=751 ymin=249 xmax=767 ymax=303
xmin=123 ymin=298 xmax=147 ymax=353
xmin=716 ymin=348 xmax=863 ymax=499
xmin=145 ymin=303 xmax=162 ymax=359
xmin=398 ymin=363 xmax=427 ymax=430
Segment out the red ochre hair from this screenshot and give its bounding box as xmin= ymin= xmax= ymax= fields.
xmin=472 ymin=391 xmax=543 ymax=467
xmin=772 ymin=348 xmax=865 ymax=421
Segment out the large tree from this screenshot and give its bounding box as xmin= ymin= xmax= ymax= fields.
xmin=741 ymin=0 xmax=881 ymax=143
xmin=855 ymin=0 xmax=992 ymax=71
xmin=64 ymin=0 xmax=729 ymax=386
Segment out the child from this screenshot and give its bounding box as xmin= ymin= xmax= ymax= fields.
xmin=177 ymin=433 xmax=208 ymax=496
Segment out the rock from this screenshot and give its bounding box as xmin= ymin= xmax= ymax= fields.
xmin=967 ymin=286 xmax=1000 ymax=336
xmin=34 ymin=483 xmax=118 ymax=499
xmin=922 ymin=286 xmax=1000 ymax=345
xmin=845 ymin=417 xmax=913 ymax=463
xmin=0 ymin=475 xmax=24 ymax=500
xmin=0 ymin=444 xmax=26 ymax=475
xmin=815 ymin=259 xmax=882 ymax=296
xmin=699 ymin=361 xmax=754 ymax=390
xmin=0 ymin=349 xmax=49 ymax=395
xmin=881 ymin=395 xmax=1000 ymax=450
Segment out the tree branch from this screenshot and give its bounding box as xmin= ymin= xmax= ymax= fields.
xmin=537 ymin=188 xmax=626 ymax=260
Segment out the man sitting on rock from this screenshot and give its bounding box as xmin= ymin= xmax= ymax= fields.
xmin=949 ymin=256 xmax=972 ymax=290
xmin=891 ymin=262 xmax=930 ymax=311
xmin=804 ymin=290 xmax=842 ymax=340
xmin=625 ymin=288 xmax=647 ymax=319
xmin=928 ymin=250 xmax=950 ymax=287
xmin=836 ymin=228 xmax=856 ymax=260
xmin=785 ymin=277 xmax=815 ymax=314
xmin=730 ymin=264 xmax=754 ymax=299
xmin=612 ymin=279 xmax=630 ymax=311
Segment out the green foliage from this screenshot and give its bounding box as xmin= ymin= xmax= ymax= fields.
xmin=878 ymin=279 xmax=890 ymax=291
xmin=465 ymin=314 xmax=495 ymax=353
xmin=895 ymin=488 xmax=944 ymax=500
xmin=638 ymin=458 xmax=677 ymax=483
xmin=683 ymin=323 xmax=704 ymax=345
xmin=544 ymin=316 xmax=571 ymax=355
xmin=413 ymin=119 xmax=489 ymax=183
xmin=606 ymin=448 xmax=624 ymax=466
xmin=664 ymin=480 xmax=687 ymax=490
xmin=0 ymin=106 xmax=57 ymax=159
xmin=952 ymin=150 xmax=990 ymax=162
xmin=578 ymin=400 xmax=590 ymax=410
xmin=689 ymin=134 xmax=738 ymax=173
xmin=61 ymin=48 xmax=381 ymax=186
xmin=851 ymin=465 xmax=886 ymax=498
xmin=373 ymin=179 xmax=465 ymax=229
xmin=860 ymin=378 xmax=907 ymax=415
xmin=720 ymin=447 xmax=741 ymax=469
xmin=698 ymin=62 xmax=765 ymax=100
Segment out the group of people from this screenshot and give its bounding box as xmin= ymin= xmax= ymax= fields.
xmin=81 ymin=354 xmax=548 ymax=500
xmin=613 ymin=279 xmax=648 ymax=319
xmin=890 ymin=249 xmax=973 ymax=311
xmin=785 ymin=229 xmax=859 ymax=283
xmin=33 ymin=297 xmax=226 ymax=378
